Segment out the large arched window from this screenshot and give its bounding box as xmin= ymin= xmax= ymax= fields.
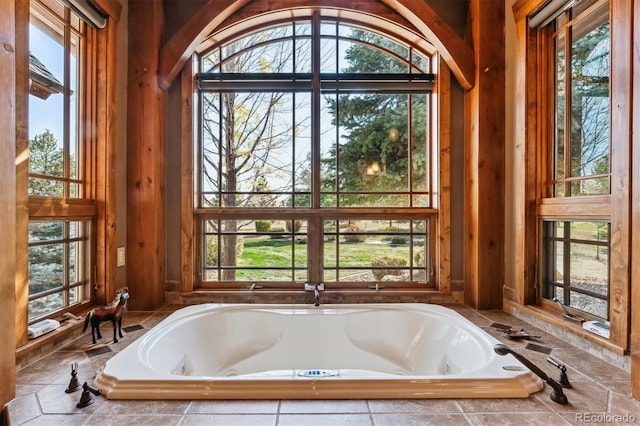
xmin=194 ymin=15 xmax=441 ymax=289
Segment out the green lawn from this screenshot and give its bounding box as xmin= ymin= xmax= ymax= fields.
xmin=234 ymin=236 xmax=412 ymax=281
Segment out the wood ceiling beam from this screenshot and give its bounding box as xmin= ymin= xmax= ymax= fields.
xmin=158 ymin=0 xmax=475 ymax=90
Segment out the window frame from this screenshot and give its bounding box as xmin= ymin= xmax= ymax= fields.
xmin=513 ymin=0 xmax=631 ymax=352
xmin=537 ymin=0 xmax=612 ymax=322
xmin=27 ymin=219 xmax=93 ymax=322
xmin=548 ymin=0 xmax=611 ymax=199
xmin=542 ymin=219 xmax=611 ymax=320
xmin=26 ymin=0 xmax=98 ymax=323
xmin=188 ymin=15 xmax=449 ymax=291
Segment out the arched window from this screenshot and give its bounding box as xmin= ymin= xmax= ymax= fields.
xmin=194 ymin=15 xmax=441 ymax=289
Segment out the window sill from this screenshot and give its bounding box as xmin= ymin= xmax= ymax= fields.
xmin=15 ymin=313 xmax=87 ymax=369
xmin=503 ymin=299 xmax=626 ymax=355
xmin=168 ymin=288 xmax=462 ymax=305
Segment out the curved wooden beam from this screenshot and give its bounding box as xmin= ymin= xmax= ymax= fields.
xmin=158 ymin=0 xmax=475 ymax=90
xmin=380 ymin=0 xmax=475 ymax=89
xmin=158 ymin=0 xmax=252 ymax=89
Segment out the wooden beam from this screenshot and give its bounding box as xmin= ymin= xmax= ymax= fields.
xmin=464 ymin=0 xmax=505 ymax=309
xmin=127 ymin=0 xmax=166 ymax=310
xmin=438 ymin=57 xmax=451 ymax=293
xmin=511 ymin=7 xmax=544 ymax=306
xmin=180 ymin=61 xmax=195 ymax=292
xmin=509 ymin=7 xmax=523 ymax=306
xmin=158 ymin=0 xmax=252 ymax=89
xmin=380 ymin=0 xmax=474 ymax=89
xmin=158 ymin=0 xmax=474 ymax=90
xmin=94 ymin=15 xmax=119 ymax=304
xmin=14 ymin=0 xmax=30 ymax=351
xmin=197 ymin=0 xmax=419 ymax=54
xmin=511 ymin=0 xmax=551 ymax=309
xmin=604 ymin=0 xmax=631 ymax=350
xmin=631 ymin=0 xmax=640 ymax=402
xmin=0 ymin=0 xmax=17 ymax=408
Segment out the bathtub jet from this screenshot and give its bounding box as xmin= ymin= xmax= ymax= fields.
xmin=94 ymin=303 xmax=544 ymax=400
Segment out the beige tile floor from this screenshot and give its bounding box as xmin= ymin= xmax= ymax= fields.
xmin=8 ymin=304 xmax=640 ymax=425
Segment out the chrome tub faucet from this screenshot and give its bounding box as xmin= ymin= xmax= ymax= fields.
xmin=305 ymin=283 xmax=324 ymax=306
xmin=314 ymin=285 xmax=320 ymax=306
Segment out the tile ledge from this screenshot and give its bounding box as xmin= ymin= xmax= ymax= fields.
xmin=503 ymin=299 xmax=630 ymax=373
xmin=15 ymin=310 xmax=93 ymax=367
xmin=503 ymin=299 xmax=626 ymax=355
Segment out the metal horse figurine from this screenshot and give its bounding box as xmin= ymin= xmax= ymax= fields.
xmin=83 ymin=287 xmax=130 ymax=344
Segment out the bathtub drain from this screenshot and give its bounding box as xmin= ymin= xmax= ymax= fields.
xmin=297 ymin=369 xmax=340 ymax=378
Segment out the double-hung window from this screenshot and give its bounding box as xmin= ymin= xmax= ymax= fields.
xmin=27 ymin=0 xmax=95 ymax=322
xmin=195 ymin=17 xmax=439 ymax=289
xmin=539 ymin=0 xmax=611 ymax=321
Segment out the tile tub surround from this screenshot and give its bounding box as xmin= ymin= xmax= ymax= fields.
xmin=8 ymin=305 xmax=640 ymax=426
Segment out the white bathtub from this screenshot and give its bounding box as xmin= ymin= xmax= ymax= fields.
xmin=94 ymin=303 xmax=544 ymax=399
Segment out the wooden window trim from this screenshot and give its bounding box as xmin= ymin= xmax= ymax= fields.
xmin=512 ymin=0 xmax=630 ymax=352
xmin=15 ymin=0 xmax=120 ymax=347
xmin=26 ymin=1 xmax=95 ymax=324
xmin=180 ymin=16 xmax=452 ymax=295
xmin=538 ymin=195 xmax=611 ymax=220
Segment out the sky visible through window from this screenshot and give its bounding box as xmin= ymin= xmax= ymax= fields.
xmin=29 ymin=25 xmax=71 ymax=146
xmin=199 ymin=22 xmax=433 ymax=206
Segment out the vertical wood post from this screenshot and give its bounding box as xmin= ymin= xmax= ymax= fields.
xmin=180 ymin=61 xmax=194 ymax=292
xmin=438 ymin=58 xmax=452 ymax=293
xmin=14 ymin=0 xmax=30 ymax=349
xmin=609 ymin=0 xmax=632 ymax=356
xmin=127 ymin=0 xmax=166 ymax=310
xmin=631 ymin=0 xmax=640 ymax=402
xmin=465 ymin=0 xmax=505 ymax=309
xmin=0 ymin=0 xmax=17 ymax=408
xmin=95 ymin=13 xmax=120 ymax=305
xmin=510 ymin=3 xmax=543 ymax=308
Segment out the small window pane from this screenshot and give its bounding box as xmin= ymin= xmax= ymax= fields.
xmin=412 ymin=94 xmax=429 ymax=192
xmin=221 ymin=26 xmax=295 ymax=73
xmin=203 ymin=219 xmax=308 ymax=282
xmin=338 ymin=40 xmax=408 ymax=73
xmin=28 ymin=219 xmax=91 ymax=322
xmin=70 ymin=32 xmax=81 ymax=182
xmin=569 ymin=239 xmax=608 ymax=296
xmin=320 ymin=36 xmax=336 ymax=73
xmin=323 ymin=220 xmax=429 ymax=284
xmin=29 ymin=221 xmax=64 ymax=242
xmin=411 ymin=52 xmax=430 ymax=73
xmin=29 ymin=294 xmax=64 ymax=322
xmin=29 ymin=242 xmax=64 ymax=292
xmin=544 ymin=220 xmax=609 ymax=320
xmin=29 ymin=5 xmax=85 ymax=199
xmin=554 ymin=40 xmax=565 ymax=186
xmin=569 ymin=291 xmax=608 ymax=318
xmin=569 ymin=177 xmax=609 ymax=196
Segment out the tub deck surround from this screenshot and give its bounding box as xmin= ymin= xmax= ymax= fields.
xmin=94 ymin=303 xmax=544 ymax=400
